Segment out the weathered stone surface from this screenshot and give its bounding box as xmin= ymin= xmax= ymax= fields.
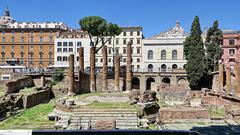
xmin=234 ymin=61 xmax=240 ymax=97
xmin=78 ymin=47 xmax=84 ymax=91
xmin=114 ymin=54 xmax=120 ymax=92
xmin=5 ymin=76 xmax=35 ymax=94
xmin=129 ymin=89 xmax=140 ymax=104
xmin=94 ymin=120 xmax=116 ymax=130
xmin=139 ymin=90 xmax=157 ymax=103
xmin=226 ymin=66 xmax=231 ymax=95
xmin=102 ymin=45 xmax=108 ymax=92
xmin=126 ymin=42 xmax=132 ymax=91
xmin=219 ymin=63 xmax=224 ymax=92
xmin=90 ymin=47 xmax=96 ymax=92
xmin=68 ymin=54 xmax=75 ymax=95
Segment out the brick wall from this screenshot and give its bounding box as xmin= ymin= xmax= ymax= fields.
xmin=5 ymin=76 xmax=35 ymax=94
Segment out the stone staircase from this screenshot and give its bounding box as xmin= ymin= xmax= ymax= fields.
xmin=67 ymin=109 xmax=139 ymax=130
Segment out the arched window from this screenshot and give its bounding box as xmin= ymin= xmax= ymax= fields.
xmin=183 ymin=64 xmax=187 ymax=69
xmin=161 ymin=50 xmax=166 ymax=60
xmin=172 ymin=50 xmax=177 ymax=60
xmin=148 ymin=64 xmax=153 ymax=72
xmin=172 ymin=64 xmax=178 ymax=69
xmin=148 ymin=50 xmax=153 ymax=60
xmin=161 ymin=64 xmax=166 ymax=72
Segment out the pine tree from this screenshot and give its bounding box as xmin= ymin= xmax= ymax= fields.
xmin=205 ymin=20 xmax=223 ymax=74
xmin=183 ymin=16 xmax=205 ymax=90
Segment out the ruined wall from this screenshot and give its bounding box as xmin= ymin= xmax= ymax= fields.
xmin=160 ymin=108 xmax=209 ymax=120
xmin=75 ymin=73 xmax=90 ymax=94
xmin=5 ymin=76 xmax=35 ymax=94
xmin=96 ymin=74 xmax=124 ymax=92
xmin=23 ymin=89 xmax=52 ymax=108
xmin=0 ymin=100 xmax=8 ymax=119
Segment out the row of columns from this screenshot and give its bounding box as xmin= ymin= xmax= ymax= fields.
xmin=218 ymin=54 xmax=240 ymax=97
xmin=67 ymin=42 xmax=133 ymax=95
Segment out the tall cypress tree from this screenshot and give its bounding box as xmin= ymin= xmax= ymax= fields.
xmin=205 ymin=20 xmax=223 ymax=74
xmin=183 ymin=16 xmax=205 ymax=90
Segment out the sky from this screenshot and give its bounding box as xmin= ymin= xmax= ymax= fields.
xmin=0 ymin=0 xmax=239 ymax=37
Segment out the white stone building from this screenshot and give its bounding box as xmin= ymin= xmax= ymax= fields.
xmin=53 ymin=27 xmax=143 ymax=70
xmin=141 ymin=21 xmax=187 ymax=72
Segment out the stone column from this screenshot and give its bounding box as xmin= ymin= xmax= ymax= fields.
xmin=78 ymin=47 xmax=84 ymax=90
xmin=41 ymin=75 xmax=46 ymax=88
xmin=235 ymin=53 xmax=240 ymax=97
xmin=90 ymin=47 xmax=96 ymax=92
xmin=68 ymin=54 xmax=75 ymax=95
xmin=126 ymin=42 xmax=132 ymax=91
xmin=114 ymin=54 xmax=120 ymax=92
xmin=226 ymin=65 xmax=231 ymax=95
xmin=79 ymin=47 xmax=84 ymax=73
xmin=218 ymin=63 xmax=224 ymax=93
xmin=102 ymin=45 xmax=108 ymax=91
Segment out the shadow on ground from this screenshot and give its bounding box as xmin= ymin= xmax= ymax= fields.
xmin=190 ymin=125 xmax=240 ymax=135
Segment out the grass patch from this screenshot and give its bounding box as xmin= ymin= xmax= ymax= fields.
xmin=18 ymin=87 xmax=38 ymax=95
xmin=209 ymin=106 xmax=225 ymax=118
xmin=80 ymin=101 xmax=137 ymax=109
xmin=0 ymin=103 xmax=54 ymax=130
xmin=148 ymin=124 xmax=158 ymax=130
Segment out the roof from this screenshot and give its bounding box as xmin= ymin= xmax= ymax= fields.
xmin=148 ymin=21 xmax=187 ymax=39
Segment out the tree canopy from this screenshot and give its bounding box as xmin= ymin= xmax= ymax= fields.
xmin=183 ymin=16 xmax=205 ymax=90
xmin=79 ymin=16 xmax=122 ymax=52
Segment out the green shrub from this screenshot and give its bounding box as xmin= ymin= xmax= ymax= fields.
xmin=52 ymin=68 xmax=64 ymax=82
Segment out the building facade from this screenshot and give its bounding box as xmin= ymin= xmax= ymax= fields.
xmin=0 ymin=8 xmax=69 ymax=68
xmin=54 ymin=27 xmax=143 ymax=70
xmin=222 ymin=30 xmax=240 ymax=68
xmin=141 ymin=21 xmax=187 ymax=72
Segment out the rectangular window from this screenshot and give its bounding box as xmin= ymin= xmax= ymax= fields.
xmin=229 ymin=49 xmax=235 ymax=55
xmin=116 ymin=39 xmax=119 ymax=45
xmin=108 ymin=38 xmax=111 ymax=44
xmin=137 ymin=58 xmax=140 ymax=62
xmin=69 ymin=48 xmax=73 ymax=52
xmin=2 ymin=37 xmax=5 ymax=43
xmin=11 ymin=37 xmax=15 ymax=43
xmin=20 ymin=53 xmax=24 ymax=64
xmin=123 ymin=31 xmax=126 ymax=36
xmin=130 ymin=31 xmax=133 ymax=36
xmin=49 ymin=53 xmax=53 ymax=65
xmin=130 ymin=39 xmax=133 ymax=44
xmin=123 ymin=58 xmax=126 ymax=62
xmin=77 ymin=56 xmax=79 ymax=61
xmin=115 ymin=48 xmax=119 ymax=54
xmin=137 ymin=39 xmax=140 ymax=44
xmin=77 ymin=42 xmax=81 ymax=47
xmin=2 ymin=75 xmax=10 ymax=80
xmin=57 ymin=42 xmax=62 ymax=47
xmin=95 ymin=58 xmax=98 ymax=62
xmin=20 ymin=37 xmax=24 ymax=42
xmin=30 ymin=37 xmax=34 ymax=43
xmin=57 ymin=48 xmax=62 ymax=52
xmin=123 ymin=48 xmax=126 ymax=54
xmin=63 ymin=48 xmax=67 ymax=52
xmin=69 ymin=42 xmax=73 ymax=47
xmin=20 ymin=46 xmax=24 ymax=52
xmin=2 ymin=46 xmax=5 ymax=52
xmin=108 ymin=48 xmax=112 ymax=54
xmin=137 ymin=31 xmax=140 ymax=36
xmin=49 ymin=46 xmax=53 ymax=51
xmin=137 ymin=48 xmax=140 ymax=54
xmin=63 ymin=42 xmax=68 ymax=47
xmin=11 ymin=46 xmax=14 ymax=52
xmin=57 ymin=56 xmax=62 ymax=61
xmin=63 ymin=56 xmax=67 ymax=61
xmin=137 ymin=65 xmax=140 ymax=69
xmin=229 ymin=39 xmax=235 ymax=45
xmin=123 ymin=39 xmax=126 ymax=44
xmin=108 ymin=58 xmax=111 ymax=62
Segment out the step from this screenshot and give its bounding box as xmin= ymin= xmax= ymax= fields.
xmin=70 ymin=116 xmax=138 ymax=120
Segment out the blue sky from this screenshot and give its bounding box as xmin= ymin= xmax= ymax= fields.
xmin=0 ymin=0 xmax=239 ymax=37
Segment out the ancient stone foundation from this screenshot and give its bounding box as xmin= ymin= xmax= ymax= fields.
xmin=78 ymin=47 xmax=84 ymax=91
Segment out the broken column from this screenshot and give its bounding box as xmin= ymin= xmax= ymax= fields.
xmin=218 ymin=63 xmax=224 ymax=93
xmin=114 ymin=54 xmax=120 ymax=92
xmin=126 ymin=41 xmax=132 ymax=91
xmin=226 ymin=65 xmax=231 ymax=95
xmin=68 ymin=54 xmax=75 ymax=95
xmin=78 ymin=47 xmax=84 ymax=90
xmin=102 ymin=45 xmax=108 ymax=91
xmin=90 ymin=47 xmax=96 ymax=92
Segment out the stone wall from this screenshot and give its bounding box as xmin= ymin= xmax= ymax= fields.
xmin=23 ymin=89 xmax=52 ymax=108
xmin=76 ymin=73 xmax=90 ymax=94
xmin=96 ymin=74 xmax=124 ymax=92
xmin=5 ymin=76 xmax=35 ymax=94
xmin=160 ymin=107 xmax=209 ymax=120
xmin=0 ymin=100 xmax=8 ymax=119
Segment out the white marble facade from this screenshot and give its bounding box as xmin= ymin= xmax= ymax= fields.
xmin=141 ymin=21 xmax=187 ymax=72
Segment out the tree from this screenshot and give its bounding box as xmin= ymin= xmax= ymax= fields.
xmin=183 ymin=16 xmax=205 ymax=90
xmin=79 ymin=16 xmax=122 ymax=53
xmin=205 ymin=20 xmax=223 ymax=74
xmin=52 ymin=68 xmax=64 ymax=82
